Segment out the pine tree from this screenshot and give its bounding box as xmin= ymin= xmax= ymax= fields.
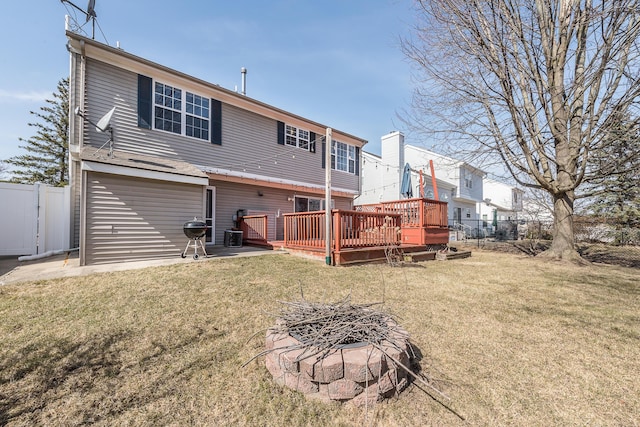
xmin=0 ymin=161 xmax=8 ymax=180
xmin=589 ymin=117 xmax=640 ymax=243
xmin=5 ymin=78 xmax=69 ymax=186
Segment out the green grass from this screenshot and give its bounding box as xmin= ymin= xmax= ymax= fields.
xmin=0 ymin=251 xmax=638 ymax=426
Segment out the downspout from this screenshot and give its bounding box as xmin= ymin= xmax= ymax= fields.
xmin=79 ymin=39 xmax=86 ymax=149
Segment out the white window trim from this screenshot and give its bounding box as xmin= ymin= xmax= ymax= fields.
xmin=294 ymin=196 xmax=335 ymax=212
xmin=153 ymin=80 xmax=211 ymax=141
xmin=331 ymin=140 xmax=357 ymax=174
xmin=285 ymin=124 xmax=311 ymax=150
xmin=462 ymin=168 xmax=473 ymax=189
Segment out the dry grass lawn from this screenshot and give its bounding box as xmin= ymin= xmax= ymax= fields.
xmin=0 ymin=250 xmax=638 ymax=426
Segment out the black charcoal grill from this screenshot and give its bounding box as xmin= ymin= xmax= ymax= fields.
xmin=181 ymin=218 xmax=208 ymax=259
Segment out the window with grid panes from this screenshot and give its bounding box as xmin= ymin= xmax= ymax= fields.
xmin=331 ymin=140 xmax=357 ymax=174
xmin=285 ymin=124 xmax=310 ymax=150
xmin=154 ymin=82 xmax=182 ymax=134
xmin=154 ymin=81 xmax=210 ymax=141
xmin=186 ymin=93 xmax=209 ymax=140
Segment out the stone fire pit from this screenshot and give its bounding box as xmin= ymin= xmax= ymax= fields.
xmin=261 ymin=300 xmax=414 ymax=405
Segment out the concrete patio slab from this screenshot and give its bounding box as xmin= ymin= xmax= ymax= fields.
xmin=0 ymin=245 xmax=285 ymax=286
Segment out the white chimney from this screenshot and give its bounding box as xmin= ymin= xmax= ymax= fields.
xmin=381 ymin=131 xmax=405 ymax=201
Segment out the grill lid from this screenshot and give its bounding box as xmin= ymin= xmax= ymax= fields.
xmin=183 ymin=218 xmax=207 ymax=238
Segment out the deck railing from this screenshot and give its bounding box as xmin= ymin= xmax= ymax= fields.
xmin=283 ymin=211 xmax=326 ymax=248
xmin=241 ymin=215 xmax=268 ymax=244
xmin=283 ymin=210 xmax=401 ymax=250
xmin=356 ymin=198 xmax=448 ymax=228
xmin=256 ymin=199 xmax=447 ymax=251
xmin=333 ymin=210 xmax=401 ymax=251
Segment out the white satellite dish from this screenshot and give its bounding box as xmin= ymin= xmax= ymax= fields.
xmin=95 ymin=107 xmax=115 ymax=132
xmin=74 ymin=106 xmax=115 ymax=133
xmin=75 ymin=105 xmax=116 ymax=157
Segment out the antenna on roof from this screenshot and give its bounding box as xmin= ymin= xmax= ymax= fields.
xmin=86 ymin=0 xmax=96 ymax=22
xmin=61 ymin=0 xmax=98 ymax=39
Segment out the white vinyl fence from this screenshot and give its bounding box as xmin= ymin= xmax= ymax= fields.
xmin=0 ymin=182 xmax=70 ymax=256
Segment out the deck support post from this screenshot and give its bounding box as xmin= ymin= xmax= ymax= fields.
xmin=325 ymin=128 xmax=332 ymax=265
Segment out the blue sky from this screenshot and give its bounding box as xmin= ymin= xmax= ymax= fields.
xmin=0 ymin=0 xmax=420 ymax=167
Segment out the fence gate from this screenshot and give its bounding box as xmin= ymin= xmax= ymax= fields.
xmin=0 ymin=183 xmax=70 ymax=256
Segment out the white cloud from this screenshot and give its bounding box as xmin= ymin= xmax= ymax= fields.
xmin=0 ymin=89 xmax=50 ymax=103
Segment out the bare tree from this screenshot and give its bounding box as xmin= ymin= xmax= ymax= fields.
xmin=402 ymin=0 xmax=640 ymax=261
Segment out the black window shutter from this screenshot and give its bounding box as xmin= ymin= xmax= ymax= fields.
xmin=211 ymin=99 xmax=222 ymax=145
xmin=137 ymin=74 xmax=152 ymax=129
xmin=321 ymin=141 xmax=325 ymax=169
xmin=355 ymin=147 xmax=360 ymax=176
xmin=309 ymin=131 xmax=316 ymax=153
xmin=277 ymin=121 xmax=285 ymax=145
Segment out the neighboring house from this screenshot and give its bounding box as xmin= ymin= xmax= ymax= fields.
xmin=66 ymin=31 xmax=366 ymax=265
xmin=357 ymin=131 xmax=485 ymax=228
xmin=479 ymin=178 xmax=525 ymax=237
xmin=480 ymin=178 xmax=524 ymax=221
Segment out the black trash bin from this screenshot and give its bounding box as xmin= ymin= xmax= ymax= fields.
xmin=224 ymin=229 xmax=243 ymax=247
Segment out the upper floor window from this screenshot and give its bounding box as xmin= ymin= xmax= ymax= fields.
xmin=186 ymin=93 xmax=210 ymax=140
xmin=285 ymin=125 xmax=310 ymax=150
xmin=462 ymin=168 xmax=473 ymax=189
xmin=154 ymin=83 xmax=182 ymax=134
xmin=332 ymin=140 xmax=357 ymax=174
xmin=154 ymin=81 xmax=210 ymax=141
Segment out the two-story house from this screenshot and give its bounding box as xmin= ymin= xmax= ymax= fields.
xmin=357 ymin=131 xmax=485 ymax=229
xmin=66 ymin=31 xmax=366 ymax=265
xmin=479 ymin=178 xmax=525 ymax=237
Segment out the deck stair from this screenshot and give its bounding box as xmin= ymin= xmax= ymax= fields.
xmin=435 ymin=249 xmax=472 ymax=261
xmin=401 ymin=250 xmax=439 ymax=263
xmin=334 ymin=244 xmax=438 ymax=266
xmin=384 ymin=245 xmax=405 ymax=266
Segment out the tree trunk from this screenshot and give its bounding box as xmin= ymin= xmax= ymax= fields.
xmin=542 ymin=192 xmax=583 ymax=262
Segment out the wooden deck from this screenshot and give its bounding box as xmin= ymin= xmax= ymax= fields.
xmin=251 ymin=241 xmax=469 ymax=266
xmin=240 ymin=199 xmax=456 ymax=266
xmin=355 ymin=198 xmax=449 ymax=246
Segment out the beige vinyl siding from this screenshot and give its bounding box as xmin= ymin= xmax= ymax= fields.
xmin=83 ymin=172 xmax=203 ymax=265
xmin=211 ymin=180 xmax=353 ymax=242
xmin=83 ymin=58 xmax=359 ymax=194
xmin=71 ymin=160 xmax=82 ymax=248
xmin=212 ymin=180 xmax=290 ymax=242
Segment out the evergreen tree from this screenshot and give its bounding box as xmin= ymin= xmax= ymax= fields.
xmin=5 ymin=78 xmax=69 ymax=186
xmin=589 ymin=117 xmax=640 ymax=242
xmin=0 ymin=161 xmax=7 ymax=180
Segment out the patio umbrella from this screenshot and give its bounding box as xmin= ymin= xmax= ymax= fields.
xmin=400 ymin=163 xmax=413 ymax=198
